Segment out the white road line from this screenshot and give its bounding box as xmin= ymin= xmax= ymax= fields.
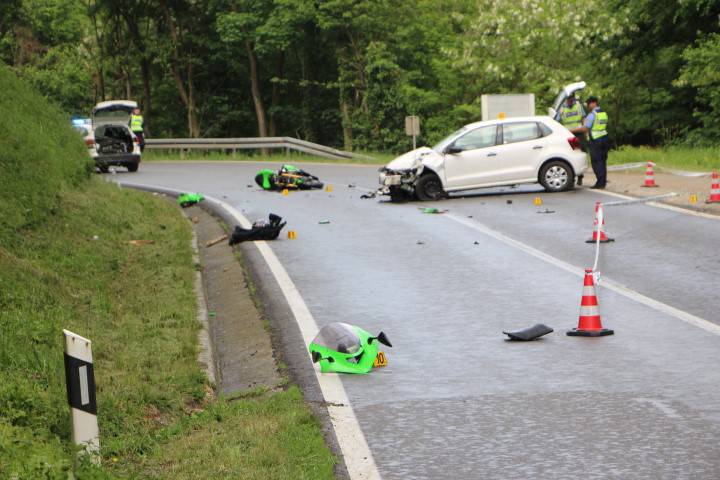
xmin=444 ymin=213 xmax=720 ymax=337
xmin=213 ymin=198 xmax=380 ymax=479
xmin=593 ymin=189 xmax=720 ymax=221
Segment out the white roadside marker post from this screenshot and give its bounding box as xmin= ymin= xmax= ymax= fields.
xmin=63 ymin=329 xmax=100 ymax=463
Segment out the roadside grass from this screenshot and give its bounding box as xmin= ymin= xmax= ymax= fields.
xmin=0 ymin=178 xmax=335 ymax=479
xmin=130 ymin=387 xmax=334 ymax=480
xmin=609 ymin=145 xmax=720 ymax=171
xmin=144 ymin=144 xmax=720 ymax=172
xmin=142 ymin=148 xmax=392 ymax=165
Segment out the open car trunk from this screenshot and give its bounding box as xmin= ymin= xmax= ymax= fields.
xmin=94 ymin=125 xmax=133 ymax=156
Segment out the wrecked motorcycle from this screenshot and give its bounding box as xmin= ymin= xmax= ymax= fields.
xmin=255 ymin=164 xmax=324 ymax=191
xmin=309 ymin=322 xmax=392 ymax=374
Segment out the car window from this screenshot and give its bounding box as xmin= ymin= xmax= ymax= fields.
xmin=453 ymin=126 xmax=497 ymax=151
xmin=502 ymin=122 xmax=542 ymax=144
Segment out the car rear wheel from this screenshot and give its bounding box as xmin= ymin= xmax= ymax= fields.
xmin=127 ymin=163 xmax=139 ymax=172
xmin=540 ymin=161 xmax=574 ymax=192
xmin=415 ymin=173 xmax=446 ymax=201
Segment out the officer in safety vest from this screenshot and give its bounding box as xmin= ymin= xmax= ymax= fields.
xmin=571 ymin=96 xmax=609 ymax=189
xmin=130 ymin=107 xmax=145 ymax=151
xmin=560 ymin=95 xmax=586 ymax=150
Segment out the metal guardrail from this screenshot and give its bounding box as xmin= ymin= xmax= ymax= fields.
xmin=144 ymin=137 xmax=374 ymax=161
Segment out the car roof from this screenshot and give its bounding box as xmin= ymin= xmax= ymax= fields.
xmin=93 ymin=100 xmax=138 ymax=111
xmin=464 ymin=116 xmax=555 ymax=130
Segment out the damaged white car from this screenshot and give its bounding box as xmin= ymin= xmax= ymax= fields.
xmin=378 ymin=116 xmax=587 ymax=201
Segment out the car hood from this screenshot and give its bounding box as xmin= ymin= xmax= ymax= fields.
xmin=385 ymin=147 xmax=442 ymax=171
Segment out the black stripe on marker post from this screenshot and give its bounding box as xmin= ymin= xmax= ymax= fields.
xmin=63 ymin=352 xmax=97 ymax=415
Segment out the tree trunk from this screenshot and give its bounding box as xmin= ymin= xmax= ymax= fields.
xmin=159 ymin=0 xmax=200 ymax=137
xmin=268 ymin=53 xmax=284 ymax=137
xmin=340 ymin=94 xmax=353 ymax=151
xmin=245 ymin=39 xmax=267 ymax=138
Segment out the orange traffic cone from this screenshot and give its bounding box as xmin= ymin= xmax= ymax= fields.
xmin=642 ymin=162 xmax=658 ymax=187
xmin=706 ymin=171 xmax=720 ymax=204
xmin=586 ymin=201 xmax=614 ymax=243
xmin=567 ymin=269 xmax=614 ymax=337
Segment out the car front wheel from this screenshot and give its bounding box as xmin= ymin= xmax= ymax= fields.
xmin=540 ymin=161 xmax=574 ymax=192
xmin=415 ymin=173 xmax=446 ymax=201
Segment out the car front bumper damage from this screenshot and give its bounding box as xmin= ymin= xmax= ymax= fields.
xmin=377 ymin=166 xmax=422 ymax=197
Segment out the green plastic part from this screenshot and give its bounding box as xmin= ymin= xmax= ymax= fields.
xmin=308 ymin=322 xmax=390 ymax=374
xmin=281 ymin=164 xmax=299 ymax=172
xmin=257 ymin=169 xmax=275 ymax=190
xmin=177 ymin=192 xmax=204 ymax=207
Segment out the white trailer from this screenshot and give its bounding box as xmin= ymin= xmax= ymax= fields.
xmin=481 ymin=94 xmax=535 ymax=121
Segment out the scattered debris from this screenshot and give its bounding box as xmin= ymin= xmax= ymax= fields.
xmin=246 ymin=185 xmax=253 ymax=188
xmin=506 ymin=200 xmax=513 ymax=204
xmin=191 ymin=216 xmax=200 ymax=223
xmin=209 ymin=311 xmax=216 ymax=318
xmin=348 ymin=184 xmax=356 ymax=188
xmin=537 ymin=209 xmax=556 ymax=214
xmin=474 ymin=241 xmax=479 ymax=245
xmin=255 ymin=164 xmax=323 ymax=191
xmin=318 ymin=220 xmax=331 ymax=224
xmin=417 ymin=241 xmax=425 ymax=245
xmin=229 ymin=214 xmax=286 ymax=245
xmin=503 ymin=323 xmax=554 ymax=341
xmin=205 ymin=234 xmax=229 ymax=247
xmin=128 ymin=239 xmax=155 ymax=246
xmin=178 ymin=192 xmax=204 ymax=208
xmin=360 ymin=192 xmax=376 ymax=199
xmin=467 ymin=215 xmax=473 ymax=218
xmin=420 ymin=207 xmax=447 ymax=214
xmin=92 ymin=235 xmax=99 ymax=241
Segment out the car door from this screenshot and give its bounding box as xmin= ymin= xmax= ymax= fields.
xmin=443 ymin=125 xmax=499 ymax=188
xmin=474 ymin=121 xmax=547 ymax=185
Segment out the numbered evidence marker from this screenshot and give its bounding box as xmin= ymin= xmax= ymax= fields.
xmin=534 ymin=197 xmax=543 ymax=206
xmin=690 ymin=194 xmax=698 ymax=204
xmin=373 ymin=351 xmax=388 ymax=368
xmin=63 ymin=329 xmax=100 ymax=463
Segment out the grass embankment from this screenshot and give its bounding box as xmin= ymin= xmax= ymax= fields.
xmin=0 ymin=65 xmax=334 ymax=478
xmin=609 ymin=145 xmax=720 ymax=171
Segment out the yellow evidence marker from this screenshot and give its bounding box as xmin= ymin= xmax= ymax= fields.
xmin=282 ymin=188 xmax=289 ymax=196
xmin=325 ymin=185 xmax=333 ymax=192
xmin=287 ymin=230 xmax=297 ymax=239
xmin=373 ymin=351 xmax=388 ymax=367
xmin=534 ymin=196 xmax=542 ymax=206
xmin=690 ymin=194 xmax=698 ymax=204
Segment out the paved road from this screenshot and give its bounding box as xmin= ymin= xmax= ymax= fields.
xmin=119 ymin=162 xmax=720 ymax=479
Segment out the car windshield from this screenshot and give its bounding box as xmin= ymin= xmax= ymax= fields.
xmin=312 ymin=322 xmax=361 ymax=354
xmin=432 ymin=126 xmax=469 ymax=152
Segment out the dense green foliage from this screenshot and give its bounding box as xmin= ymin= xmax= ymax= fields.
xmin=0 ymin=71 xmax=335 ymax=478
xmin=2 ymin=0 xmax=720 ymax=150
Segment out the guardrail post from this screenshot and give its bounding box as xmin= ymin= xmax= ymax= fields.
xmin=63 ymin=329 xmax=100 ymax=464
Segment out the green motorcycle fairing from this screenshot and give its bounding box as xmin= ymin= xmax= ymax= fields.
xmin=177 ymin=192 xmax=204 ymax=207
xmin=256 ymin=169 xmax=276 ymax=190
xmin=309 ymin=322 xmax=392 ymax=374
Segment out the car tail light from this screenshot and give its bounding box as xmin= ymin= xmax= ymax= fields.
xmin=568 ymin=136 xmax=581 ymax=150
xmin=85 ymin=138 xmax=95 ymax=147
xmin=134 ymin=137 xmax=140 ymax=144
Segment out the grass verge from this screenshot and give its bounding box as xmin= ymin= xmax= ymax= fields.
xmin=144 ymin=144 xmax=720 ymax=172
xmin=0 ymin=178 xmax=334 ymax=479
xmin=609 ymin=145 xmax=720 ymax=171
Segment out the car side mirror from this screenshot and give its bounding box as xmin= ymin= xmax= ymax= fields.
xmin=444 ymin=145 xmax=462 ymax=155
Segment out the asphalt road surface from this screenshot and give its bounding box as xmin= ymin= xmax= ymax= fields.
xmin=118 ymin=161 xmax=720 ymax=480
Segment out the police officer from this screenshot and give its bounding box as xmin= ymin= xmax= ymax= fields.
xmin=572 ymin=96 xmax=609 ymax=189
xmin=130 ymin=107 xmax=145 ymax=151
